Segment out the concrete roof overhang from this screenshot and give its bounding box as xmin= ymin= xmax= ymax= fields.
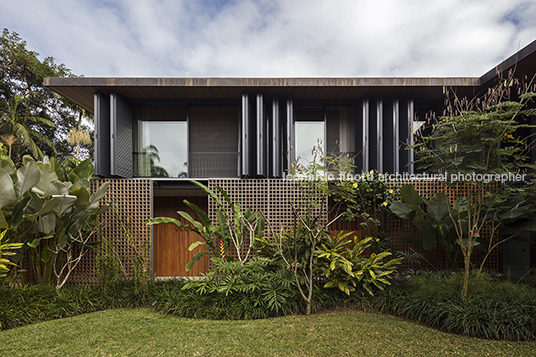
xmin=44 ymin=39 xmax=536 ymax=114
xmin=44 ymin=77 xmax=480 ymax=114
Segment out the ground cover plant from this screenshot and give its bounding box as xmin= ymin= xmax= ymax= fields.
xmin=2 ymin=308 xmax=536 ymax=357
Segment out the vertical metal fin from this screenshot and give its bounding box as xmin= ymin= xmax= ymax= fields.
xmin=94 ymin=92 xmax=111 ymax=177
xmin=110 ymin=92 xmax=132 ymax=178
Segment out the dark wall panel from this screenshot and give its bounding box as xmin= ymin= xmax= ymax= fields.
xmin=94 ymin=92 xmax=110 ymax=177
xmin=110 ymin=92 xmax=132 ymax=178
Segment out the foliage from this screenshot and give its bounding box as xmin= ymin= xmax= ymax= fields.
xmin=386 ymin=273 xmax=536 ymax=341
xmin=327 ymin=157 xmax=396 ymax=252
xmin=0 ymin=230 xmax=23 ymax=277
xmin=0 ymin=281 xmax=147 ymax=330
xmin=147 ymin=180 xmax=265 ymax=270
xmin=316 ymin=232 xmax=403 ymax=295
xmin=389 ymin=184 xmax=457 ymax=263
xmin=178 ymin=257 xmax=300 ymax=317
xmin=1 ymin=29 xmax=92 ymax=163
xmin=412 ymin=77 xmax=536 ymax=175
xmin=407 ymin=77 xmax=536 ymax=296
xmin=0 ymin=155 xmax=109 ymax=288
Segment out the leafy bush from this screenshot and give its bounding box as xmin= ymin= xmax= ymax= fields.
xmin=0 ymin=281 xmax=146 ymax=330
xmin=383 ymin=273 xmax=536 ymax=340
xmin=152 ymin=258 xmax=303 ymax=319
xmin=317 ymin=232 xmax=402 ymax=295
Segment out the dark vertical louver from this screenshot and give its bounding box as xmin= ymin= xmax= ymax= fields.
xmin=110 ymin=92 xmax=132 ymax=178
xmin=241 ymin=93 xmax=252 ymax=177
xmin=399 ymin=99 xmax=414 ymax=174
xmin=285 ymin=98 xmax=294 ymax=173
xmin=94 ymin=92 xmax=111 ymax=177
xmin=256 ymin=94 xmax=265 ymax=177
xmin=355 ymin=99 xmax=369 ymax=172
xmin=272 ymin=98 xmax=282 ymax=177
xmin=407 ymin=99 xmax=415 ymax=174
xmin=383 ymin=98 xmax=398 ymax=174
xmin=368 ymin=100 xmax=378 ymax=171
xmin=376 ymin=99 xmax=383 ymax=173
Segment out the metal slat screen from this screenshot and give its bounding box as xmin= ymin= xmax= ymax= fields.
xmin=189 ymin=106 xmax=240 ymax=178
xmin=111 ymin=92 xmax=133 ymax=178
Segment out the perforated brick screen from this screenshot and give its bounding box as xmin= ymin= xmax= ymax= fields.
xmin=67 ymin=179 xmax=152 ymax=284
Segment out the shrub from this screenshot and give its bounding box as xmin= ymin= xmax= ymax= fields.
xmin=384 ymin=273 xmax=536 ymax=340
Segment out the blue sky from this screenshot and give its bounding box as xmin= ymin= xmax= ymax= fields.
xmin=2 ymin=0 xmax=536 ymax=78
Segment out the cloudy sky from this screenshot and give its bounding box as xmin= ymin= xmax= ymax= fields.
xmin=2 ymin=0 xmax=536 ymax=78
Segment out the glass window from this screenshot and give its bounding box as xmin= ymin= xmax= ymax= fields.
xmin=133 ymin=107 xmax=188 ymax=178
xmin=295 ymin=121 xmax=324 ymax=168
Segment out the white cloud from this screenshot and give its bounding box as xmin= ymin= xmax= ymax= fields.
xmin=1 ymin=0 xmax=536 ymax=77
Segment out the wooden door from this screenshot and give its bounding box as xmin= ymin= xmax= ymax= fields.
xmin=153 ymin=196 xmax=209 ymax=276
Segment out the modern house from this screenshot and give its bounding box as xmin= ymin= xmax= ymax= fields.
xmin=45 ymin=40 xmax=536 ymax=281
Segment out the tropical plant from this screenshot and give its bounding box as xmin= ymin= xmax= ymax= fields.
xmin=316 ymin=231 xmax=403 ymax=295
xmin=148 ymin=180 xmax=265 ymax=271
xmin=0 ymin=155 xmax=109 ymax=288
xmin=408 ymin=76 xmax=536 ymax=297
xmin=0 ymin=230 xmax=23 ymax=278
xmin=389 ymin=184 xmax=456 ymax=262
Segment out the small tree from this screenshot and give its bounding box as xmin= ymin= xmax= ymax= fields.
xmin=412 ymin=75 xmax=536 ymax=296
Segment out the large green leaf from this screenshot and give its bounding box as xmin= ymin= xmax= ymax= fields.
xmin=188 ymin=240 xmax=206 ymax=251
xmin=183 ymin=200 xmax=212 ymax=227
xmin=48 ymin=180 xmax=71 ymax=196
xmin=177 ymin=211 xmax=205 ymax=233
xmin=185 ymin=250 xmax=210 ymax=271
xmin=68 ymin=159 xmax=93 ymax=183
xmin=69 ymin=178 xmax=90 ymax=192
xmin=88 ymin=181 xmax=110 ymax=210
xmin=0 ymin=167 xmax=16 ymax=209
xmin=389 ymin=201 xmax=415 ymax=220
xmin=34 ymin=163 xmax=59 ymax=198
xmin=190 ymin=180 xmax=223 ymax=207
xmin=400 ymin=185 xmax=423 ymax=206
xmin=422 ymin=230 xmax=437 ymax=251
xmin=48 ymin=157 xmax=65 ymax=181
xmin=70 ymin=187 xmax=90 ymax=208
xmin=15 ymin=160 xmax=40 ymax=200
xmin=147 ymin=216 xmax=182 ymax=226
xmin=0 ymin=158 xmax=17 ymax=184
xmin=427 ymin=192 xmax=450 ymax=222
xmin=35 ymin=213 xmax=57 ymax=235
xmin=0 ymin=211 xmax=7 ymax=229
xmin=52 ymin=194 xmax=77 ymax=217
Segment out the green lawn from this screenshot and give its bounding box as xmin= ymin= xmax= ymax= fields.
xmin=1 ymin=308 xmax=535 ymax=356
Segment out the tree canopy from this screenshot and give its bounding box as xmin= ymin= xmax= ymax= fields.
xmin=0 ymin=28 xmax=92 ymax=165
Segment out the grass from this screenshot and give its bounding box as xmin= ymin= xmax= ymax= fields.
xmin=1 ymin=308 xmax=536 ymax=356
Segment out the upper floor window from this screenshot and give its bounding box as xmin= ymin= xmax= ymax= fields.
xmin=294 ymin=106 xmax=355 ymax=168
xmin=133 ymin=106 xmax=240 ymax=178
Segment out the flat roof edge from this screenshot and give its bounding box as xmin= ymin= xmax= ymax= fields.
xmin=44 ymin=77 xmax=480 ymax=88
xmin=480 ymin=39 xmax=536 ymax=84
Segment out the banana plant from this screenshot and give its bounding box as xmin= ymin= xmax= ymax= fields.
xmin=0 ymin=155 xmax=110 ymax=287
xmin=148 ymin=180 xmax=265 ymax=271
xmin=389 ymin=184 xmax=457 ymax=253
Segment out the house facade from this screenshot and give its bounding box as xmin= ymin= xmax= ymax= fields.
xmin=45 ymin=40 xmax=536 ymax=280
